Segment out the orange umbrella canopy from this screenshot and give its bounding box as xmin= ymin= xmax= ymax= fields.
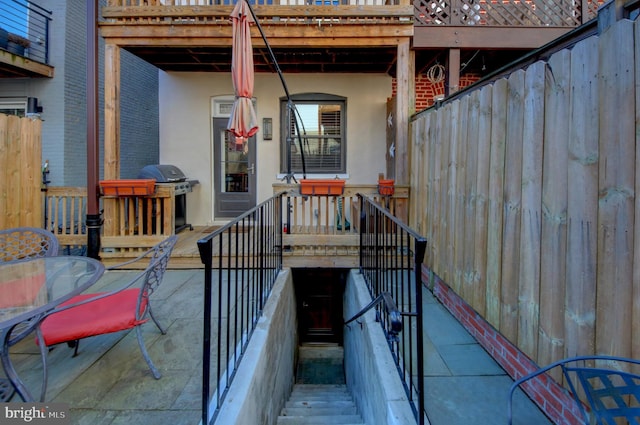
xmin=227 ymin=0 xmax=259 ymax=145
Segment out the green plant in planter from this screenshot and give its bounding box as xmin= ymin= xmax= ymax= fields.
xmin=8 ymin=33 xmax=30 ymax=48
xmin=6 ymin=33 xmax=30 ymax=56
xmin=0 ymin=28 xmax=8 ymax=49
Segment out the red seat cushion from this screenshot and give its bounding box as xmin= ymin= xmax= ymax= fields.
xmin=40 ymin=289 xmax=148 ymax=346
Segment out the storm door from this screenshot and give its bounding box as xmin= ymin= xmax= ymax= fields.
xmin=213 ymin=118 xmax=256 ymax=218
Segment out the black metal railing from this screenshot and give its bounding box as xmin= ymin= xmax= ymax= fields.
xmin=197 ymin=193 xmax=284 ymax=425
xmin=0 ymin=0 xmax=52 ymax=64
xmin=358 ymin=194 xmax=427 ymax=425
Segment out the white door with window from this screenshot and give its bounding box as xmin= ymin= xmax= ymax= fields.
xmin=212 ymin=98 xmax=257 ymax=218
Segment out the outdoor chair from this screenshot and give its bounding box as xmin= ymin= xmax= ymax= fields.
xmin=39 ymin=235 xmax=178 ymax=379
xmin=507 ymin=355 xmax=640 ymax=425
xmin=0 ymin=227 xmax=59 ymax=262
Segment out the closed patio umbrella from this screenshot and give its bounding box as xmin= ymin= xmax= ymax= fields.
xmin=228 ymin=0 xmax=259 ymax=145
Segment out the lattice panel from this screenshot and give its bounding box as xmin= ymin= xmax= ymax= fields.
xmin=415 ymin=0 xmax=590 ymax=26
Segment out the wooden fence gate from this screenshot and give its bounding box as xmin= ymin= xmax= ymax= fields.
xmin=0 ymin=113 xmax=42 ymax=230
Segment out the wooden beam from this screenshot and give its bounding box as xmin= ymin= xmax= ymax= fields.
xmin=0 ymin=51 xmax=54 ymax=78
xmin=101 ymin=5 xmax=414 ymax=19
xmin=99 ymin=25 xmax=413 ymax=46
xmin=414 ymin=27 xmax=571 ymax=49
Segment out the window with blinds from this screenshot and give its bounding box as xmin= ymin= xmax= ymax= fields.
xmin=280 ymin=93 xmax=346 ymax=174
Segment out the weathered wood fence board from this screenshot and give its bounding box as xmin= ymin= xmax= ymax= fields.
xmin=411 ymin=15 xmax=640 ymax=376
xmin=596 ymin=19 xmax=635 ymax=359
xmin=565 ymin=34 xmax=598 ymax=361
xmin=517 ymin=60 xmax=544 ymax=360
xmin=0 ymin=114 xmax=42 ymax=230
xmin=500 ymin=70 xmax=524 ymax=344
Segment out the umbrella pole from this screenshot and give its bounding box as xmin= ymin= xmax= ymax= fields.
xmin=243 ymin=0 xmax=306 ymax=181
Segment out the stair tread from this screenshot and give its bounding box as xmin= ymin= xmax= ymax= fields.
xmin=286 ymin=400 xmax=356 ymax=408
xmin=289 ymin=392 xmax=352 ymax=399
xmin=279 ymin=383 xmax=364 ymax=425
xmin=281 ymin=406 xmax=357 ymax=416
xmin=276 ymin=415 xmax=364 ymax=424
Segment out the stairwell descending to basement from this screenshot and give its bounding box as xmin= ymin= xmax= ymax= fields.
xmin=277 ymin=345 xmax=365 ymax=425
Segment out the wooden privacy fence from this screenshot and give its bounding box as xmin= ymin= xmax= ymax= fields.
xmin=410 ymin=14 xmax=639 ymax=372
xmin=0 ymin=114 xmax=42 ymax=230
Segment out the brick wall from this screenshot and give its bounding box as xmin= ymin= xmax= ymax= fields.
xmin=422 ymin=266 xmax=586 ymax=425
xmin=391 ymin=73 xmax=482 ymax=111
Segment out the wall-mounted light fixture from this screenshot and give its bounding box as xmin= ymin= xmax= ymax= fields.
xmin=263 ymin=117 xmax=272 ymax=140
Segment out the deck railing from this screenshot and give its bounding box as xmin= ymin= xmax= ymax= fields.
xmin=104 ymin=0 xmax=601 ymax=28
xmin=197 ymin=193 xmax=284 ymax=425
xmin=43 ymin=185 xmax=175 ymax=255
xmin=0 ymin=0 xmax=52 ymax=64
xmin=357 ymin=193 xmax=427 ymax=425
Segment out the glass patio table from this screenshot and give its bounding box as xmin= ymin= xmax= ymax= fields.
xmin=0 ymin=256 xmax=104 ymax=402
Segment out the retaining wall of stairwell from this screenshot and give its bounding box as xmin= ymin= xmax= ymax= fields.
xmin=344 ymin=270 xmax=418 ymax=425
xmin=213 ymin=269 xmax=298 ymax=425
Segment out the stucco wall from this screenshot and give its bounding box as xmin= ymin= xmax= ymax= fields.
xmin=159 ymin=72 xmax=391 ymax=226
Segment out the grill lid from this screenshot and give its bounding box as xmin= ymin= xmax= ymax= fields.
xmin=138 ymin=164 xmax=187 ymax=183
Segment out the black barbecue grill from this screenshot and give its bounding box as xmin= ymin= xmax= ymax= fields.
xmin=138 ymin=164 xmax=199 ymax=233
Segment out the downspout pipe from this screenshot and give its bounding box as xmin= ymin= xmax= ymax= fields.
xmin=86 ymin=0 xmax=102 ymax=259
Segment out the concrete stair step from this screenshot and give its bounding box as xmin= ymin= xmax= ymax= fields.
xmin=292 ymin=384 xmax=348 ymax=391
xmin=281 ymin=406 xmax=357 ymax=416
xmin=286 ymin=400 xmax=357 ymax=409
xmin=278 ymin=383 xmax=364 ymax=425
xmin=276 ymin=415 xmax=363 ymax=424
xmin=289 ymin=392 xmax=352 ymax=400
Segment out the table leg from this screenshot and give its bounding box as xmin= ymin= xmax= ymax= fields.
xmin=0 ymin=378 xmax=15 ymax=401
xmin=1 ymin=326 xmax=35 ymax=402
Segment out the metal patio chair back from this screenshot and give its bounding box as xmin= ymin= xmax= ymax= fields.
xmin=508 ymin=355 xmax=640 ymax=425
xmin=0 ymin=227 xmax=59 ymax=262
xmin=39 ymin=235 xmax=178 ymax=380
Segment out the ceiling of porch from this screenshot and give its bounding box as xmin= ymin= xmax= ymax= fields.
xmin=123 ymin=45 xmax=528 ymax=77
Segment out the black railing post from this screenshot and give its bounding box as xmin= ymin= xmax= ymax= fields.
xmin=197 ymin=238 xmax=213 ymax=425
xmin=259 ymin=207 xmax=265 ymax=311
xmin=278 ymin=195 xmax=284 ymax=268
xmin=359 ymin=194 xmax=365 ymax=272
xmin=414 ymin=238 xmax=427 ymax=425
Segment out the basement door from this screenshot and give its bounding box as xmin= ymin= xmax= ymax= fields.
xmin=295 ymin=269 xmax=346 ymax=345
xmin=213 ymin=117 xmax=256 ymax=218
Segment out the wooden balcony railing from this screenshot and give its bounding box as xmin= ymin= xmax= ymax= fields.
xmin=104 ymin=0 xmax=601 ymax=28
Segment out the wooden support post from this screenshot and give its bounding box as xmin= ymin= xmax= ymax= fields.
xmin=446 ymin=48 xmax=460 ymax=97
xmin=103 ymin=43 xmax=121 ymax=237
xmin=394 ymin=38 xmax=413 ymax=222
xmin=104 ymin=42 xmax=120 ymax=181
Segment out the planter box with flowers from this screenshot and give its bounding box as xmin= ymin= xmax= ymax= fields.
xmin=7 ymin=33 xmax=30 ymax=56
xmin=0 ymin=28 xmax=8 ymax=50
xmin=377 ymin=179 xmax=395 ymax=196
xmin=299 ymin=179 xmax=345 ymax=196
xmin=99 ymin=179 xmax=156 ymax=197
